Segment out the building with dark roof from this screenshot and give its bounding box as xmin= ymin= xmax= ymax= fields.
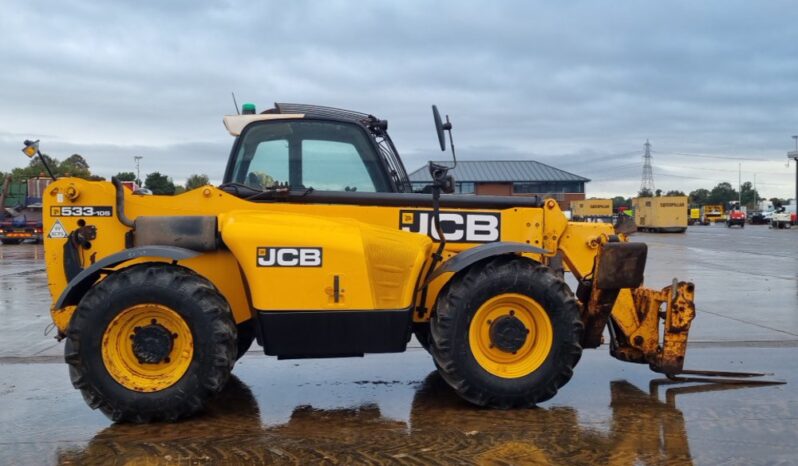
xmin=408 ymin=160 xmax=590 ymax=208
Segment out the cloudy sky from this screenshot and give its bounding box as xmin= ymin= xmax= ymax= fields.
xmin=1 ymin=1 xmax=796 ymax=199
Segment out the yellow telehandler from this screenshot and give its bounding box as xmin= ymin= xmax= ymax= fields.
xmin=30 ymin=103 xmax=770 ymax=422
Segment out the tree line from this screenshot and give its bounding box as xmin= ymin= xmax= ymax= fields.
xmin=609 ymin=181 xmax=787 ymax=211
xmin=1 ymin=153 xmax=210 ymax=195
xmin=3 ymin=153 xmax=790 ymax=208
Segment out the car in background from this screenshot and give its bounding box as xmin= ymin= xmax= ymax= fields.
xmin=770 ymin=207 xmax=792 ymax=229
xmin=726 ymin=202 xmax=745 ymax=228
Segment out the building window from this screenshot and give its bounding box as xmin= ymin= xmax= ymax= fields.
xmin=411 ymin=181 xmax=474 ymax=194
xmin=513 ymin=182 xmax=540 ymax=194
xmin=513 ymin=182 xmax=583 ymax=194
xmin=456 ymin=182 xmax=475 ymax=194
xmin=411 ymin=182 xmax=429 ymax=192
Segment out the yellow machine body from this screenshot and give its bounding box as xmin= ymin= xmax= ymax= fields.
xmin=43 ymin=178 xmax=691 ymax=373
xmin=43 ymin=180 xmax=613 ymax=324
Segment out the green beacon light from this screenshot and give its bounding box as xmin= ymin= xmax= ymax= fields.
xmin=242 ymin=103 xmax=256 ymax=115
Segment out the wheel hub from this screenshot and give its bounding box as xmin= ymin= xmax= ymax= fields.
xmin=489 ymin=314 xmax=529 ymax=353
xmin=131 ymin=320 xmax=174 ymax=364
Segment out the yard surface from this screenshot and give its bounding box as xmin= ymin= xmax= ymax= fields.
xmin=1 ymin=224 xmax=796 ymax=465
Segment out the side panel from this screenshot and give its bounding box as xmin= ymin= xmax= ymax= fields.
xmin=221 ymin=211 xmax=431 ymax=311
xmin=42 ymin=181 xmax=252 ymax=324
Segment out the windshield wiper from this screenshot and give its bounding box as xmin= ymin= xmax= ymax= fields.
xmin=244 ymin=185 xmax=314 ymax=201
xmin=218 ymin=182 xmax=315 ymax=201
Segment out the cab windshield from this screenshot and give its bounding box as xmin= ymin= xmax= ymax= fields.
xmin=228 ymin=120 xmax=392 ymax=192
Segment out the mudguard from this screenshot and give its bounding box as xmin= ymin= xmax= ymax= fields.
xmin=54 ymin=245 xmax=200 ymax=309
xmin=424 ymin=241 xmax=549 ymax=286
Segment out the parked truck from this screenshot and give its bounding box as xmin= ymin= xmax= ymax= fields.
xmin=632 ymin=196 xmax=688 ymax=233
xmin=0 ymin=210 xmax=43 ymax=244
xmin=770 ymin=206 xmax=792 ymax=229
xmin=0 ymin=177 xmax=50 ymax=244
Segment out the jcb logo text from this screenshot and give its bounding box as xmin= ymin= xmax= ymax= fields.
xmin=257 ymin=247 xmax=322 ymax=267
xmin=399 ymin=210 xmax=500 ymax=243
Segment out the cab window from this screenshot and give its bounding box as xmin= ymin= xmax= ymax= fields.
xmin=229 ymin=120 xmax=391 ymax=192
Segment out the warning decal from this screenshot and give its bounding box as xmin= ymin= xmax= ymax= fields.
xmin=48 ymin=220 xmax=68 ymax=239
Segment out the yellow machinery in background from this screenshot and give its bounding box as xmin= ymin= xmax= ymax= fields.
xmin=702 ymin=204 xmax=725 ymax=223
xmin=633 ymin=196 xmax=688 ymax=233
xmin=30 ymin=103 xmax=773 ymax=423
xmin=688 ymin=207 xmax=702 ymax=225
xmin=571 ymin=198 xmax=613 ymax=222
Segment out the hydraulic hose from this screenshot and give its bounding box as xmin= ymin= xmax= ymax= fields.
xmin=111 ymin=177 xmax=135 ymax=228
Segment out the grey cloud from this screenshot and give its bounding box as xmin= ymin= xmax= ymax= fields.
xmin=1 ymin=0 xmax=796 ymax=198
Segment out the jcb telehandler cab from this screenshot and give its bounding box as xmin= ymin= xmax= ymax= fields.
xmin=34 ymin=103 xmax=770 ymax=422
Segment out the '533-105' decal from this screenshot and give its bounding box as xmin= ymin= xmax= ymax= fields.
xmin=50 ymin=206 xmax=113 ymax=217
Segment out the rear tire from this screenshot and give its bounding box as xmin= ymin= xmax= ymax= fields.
xmin=412 ymin=322 xmax=432 ymax=353
xmin=1 ymin=239 xmax=21 ymax=245
xmin=430 ymin=256 xmax=583 ymax=408
xmin=65 ymin=263 xmax=237 ymax=423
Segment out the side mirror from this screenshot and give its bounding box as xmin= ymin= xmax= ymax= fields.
xmin=432 ymin=105 xmax=446 ymax=151
xmin=432 ymin=105 xmax=452 ymax=152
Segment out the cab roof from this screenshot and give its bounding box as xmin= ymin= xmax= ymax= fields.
xmin=223 ymin=103 xmax=388 ymax=136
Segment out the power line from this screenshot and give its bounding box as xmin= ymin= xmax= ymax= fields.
xmin=653 ymin=150 xmax=768 ymax=162
xmin=657 ymin=164 xmax=787 ymax=176
xmin=654 ymin=172 xmax=785 ymax=186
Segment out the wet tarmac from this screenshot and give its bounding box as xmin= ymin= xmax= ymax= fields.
xmin=0 ymin=224 xmax=796 ymax=465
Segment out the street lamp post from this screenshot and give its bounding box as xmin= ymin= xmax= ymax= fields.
xmin=790 ymin=136 xmax=798 ymax=206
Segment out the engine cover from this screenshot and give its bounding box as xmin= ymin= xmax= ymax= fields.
xmin=220 ymin=210 xmax=432 ymax=311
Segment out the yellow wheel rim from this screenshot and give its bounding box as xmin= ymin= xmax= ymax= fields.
xmin=102 ymin=304 xmax=194 ymax=393
xmin=468 ymin=293 xmax=553 ymax=379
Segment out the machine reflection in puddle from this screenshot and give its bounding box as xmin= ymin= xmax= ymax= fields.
xmin=56 ymin=371 xmax=765 ymax=465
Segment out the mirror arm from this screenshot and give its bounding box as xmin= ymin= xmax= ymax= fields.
xmin=445 ymin=116 xmax=457 ymax=169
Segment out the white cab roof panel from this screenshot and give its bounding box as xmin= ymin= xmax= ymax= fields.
xmin=223 ymin=114 xmax=304 ymax=136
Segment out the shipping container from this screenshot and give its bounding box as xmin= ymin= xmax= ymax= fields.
xmin=571 ymin=198 xmax=613 ymax=221
xmin=632 ymin=196 xmax=688 ymax=233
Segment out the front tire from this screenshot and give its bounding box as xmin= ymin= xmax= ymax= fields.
xmin=65 ymin=263 xmax=237 ymax=423
xmin=235 ymin=319 xmax=256 ymax=360
xmin=430 ymin=256 xmax=583 ymax=408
